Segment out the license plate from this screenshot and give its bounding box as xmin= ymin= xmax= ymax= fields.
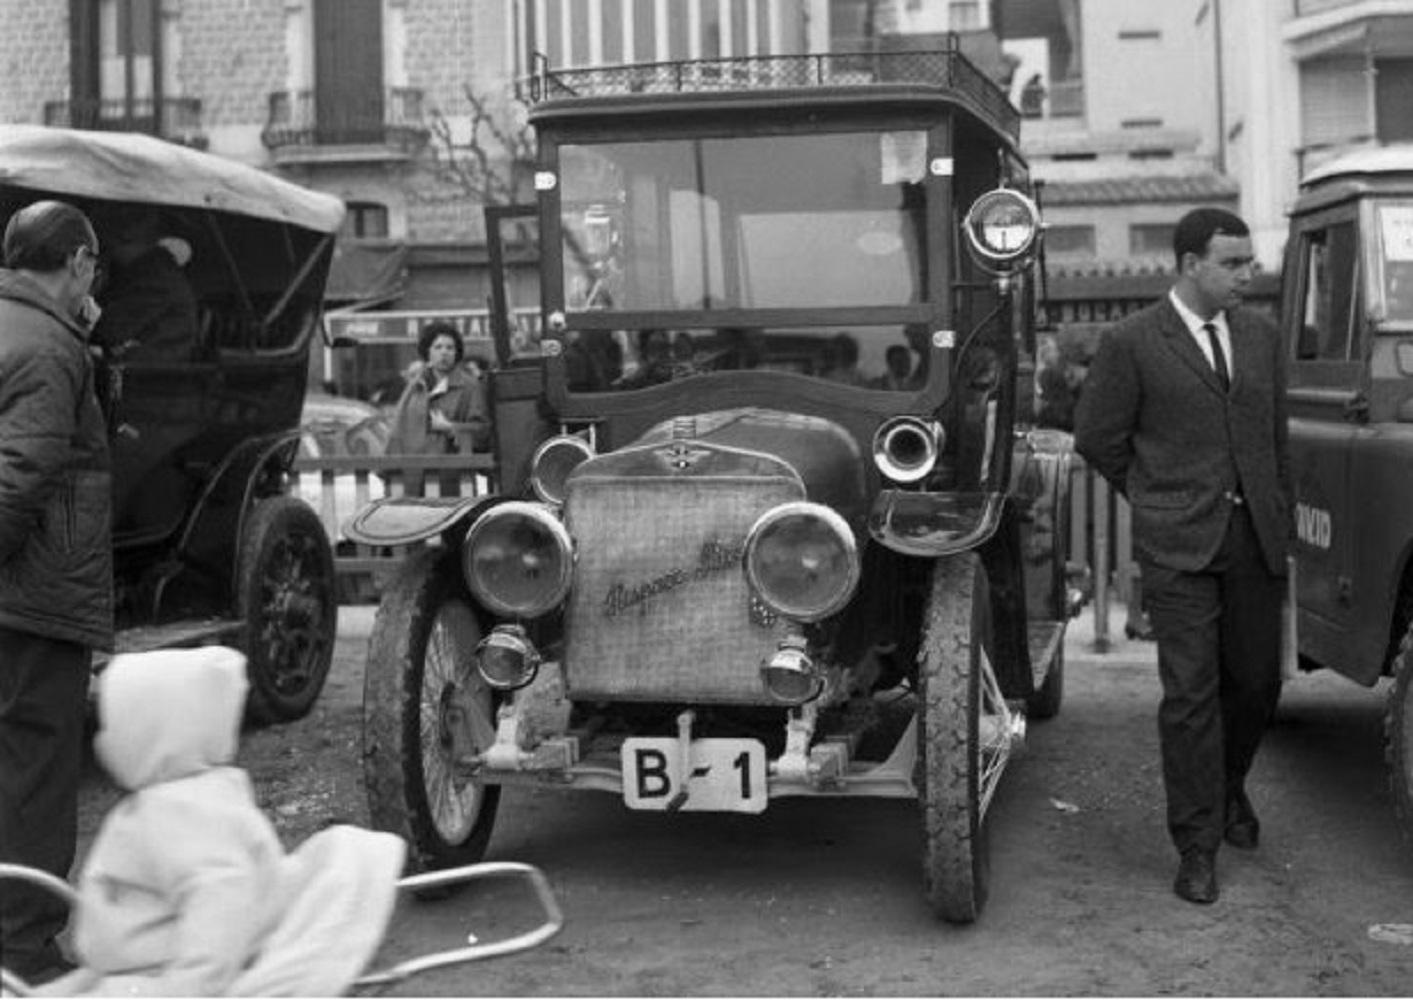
xmin=622 ymin=737 xmax=767 ymax=813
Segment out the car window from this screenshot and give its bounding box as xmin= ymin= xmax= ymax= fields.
xmin=558 ymin=131 xmax=928 ymax=314
xmin=1374 ymin=202 xmax=1413 ymax=326
xmin=562 ymin=324 xmax=925 ymax=394
xmin=1296 ymin=221 xmax=1358 ymax=361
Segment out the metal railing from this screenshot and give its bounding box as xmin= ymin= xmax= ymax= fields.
xmin=261 ymin=87 xmax=428 ymax=150
xmin=43 ymin=95 xmax=206 ymax=148
xmin=523 ymin=43 xmax=1020 ymax=143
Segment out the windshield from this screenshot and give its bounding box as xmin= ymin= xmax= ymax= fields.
xmin=1374 ymin=200 xmax=1413 ymax=326
xmin=562 ymin=324 xmax=929 ymax=394
xmin=558 ymin=130 xmax=928 ymax=313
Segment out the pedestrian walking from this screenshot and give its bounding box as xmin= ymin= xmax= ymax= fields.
xmin=1074 ymin=207 xmax=1290 ymax=905
xmin=0 ymin=200 xmax=113 ymax=984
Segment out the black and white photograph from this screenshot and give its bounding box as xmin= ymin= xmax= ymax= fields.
xmin=3 ymin=0 xmax=1413 ymax=995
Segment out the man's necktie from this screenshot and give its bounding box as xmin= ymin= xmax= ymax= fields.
xmin=1202 ymin=322 xmax=1230 ymax=392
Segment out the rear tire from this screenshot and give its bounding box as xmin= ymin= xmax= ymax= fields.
xmin=363 ymin=549 xmax=501 ymax=874
xmin=917 ymin=552 xmax=991 ymax=923
xmin=239 ymin=497 xmax=337 ymax=724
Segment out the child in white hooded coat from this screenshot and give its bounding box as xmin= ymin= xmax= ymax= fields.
xmin=39 ymin=646 xmax=404 ymax=997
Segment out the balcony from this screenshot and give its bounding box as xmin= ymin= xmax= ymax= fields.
xmin=261 ymin=88 xmax=429 ymax=165
xmin=43 ymin=96 xmax=207 ymax=149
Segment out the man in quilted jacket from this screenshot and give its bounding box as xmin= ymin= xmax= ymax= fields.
xmin=0 ymin=200 xmax=114 ymax=984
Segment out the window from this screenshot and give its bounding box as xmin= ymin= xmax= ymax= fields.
xmin=1045 ymin=225 xmax=1096 ymax=257
xmin=949 ymin=2 xmax=982 ymax=30
xmin=1376 ymin=59 xmax=1413 ymax=144
xmin=1129 ymin=223 xmax=1174 ymax=257
xmin=68 ymin=0 xmax=163 ymax=130
xmin=1296 ymin=222 xmax=1358 ymax=361
xmin=1374 ymin=202 xmax=1413 ymax=326
xmin=343 ymin=202 xmax=390 ymax=240
xmin=313 ymin=0 xmax=384 ymax=144
xmin=558 ymin=130 xmax=928 ymax=313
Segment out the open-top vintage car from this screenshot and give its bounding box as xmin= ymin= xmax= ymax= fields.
xmin=1281 ymin=144 xmax=1413 ymax=843
xmin=0 ymin=125 xmax=343 ymax=722
xmin=348 ymin=43 xmax=1078 ymax=922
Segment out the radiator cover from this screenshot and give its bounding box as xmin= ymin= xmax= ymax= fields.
xmin=563 ymin=454 xmax=803 ymax=704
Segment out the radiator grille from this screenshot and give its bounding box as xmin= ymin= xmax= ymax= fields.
xmin=563 ymin=474 xmax=802 ymax=703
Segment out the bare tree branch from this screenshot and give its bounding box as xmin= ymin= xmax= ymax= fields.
xmin=420 ymin=86 xmax=536 ymax=207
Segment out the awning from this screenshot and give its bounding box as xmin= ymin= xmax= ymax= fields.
xmin=325 ymin=240 xmax=408 ymax=307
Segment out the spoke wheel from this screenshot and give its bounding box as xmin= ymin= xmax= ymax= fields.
xmin=239 ymin=497 xmax=337 ymax=724
xmin=364 ymin=549 xmax=501 ymax=873
xmin=1386 ymin=620 xmax=1413 ymax=844
xmin=917 ymin=551 xmax=1016 ymax=923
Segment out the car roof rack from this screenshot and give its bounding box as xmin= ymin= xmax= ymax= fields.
xmin=521 ymin=37 xmax=1020 ymax=145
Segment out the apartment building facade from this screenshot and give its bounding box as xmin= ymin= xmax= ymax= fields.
xmin=7 ymin=3 xmax=1412 ymax=326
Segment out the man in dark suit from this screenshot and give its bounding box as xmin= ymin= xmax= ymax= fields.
xmin=1074 ymin=208 xmax=1290 ymax=905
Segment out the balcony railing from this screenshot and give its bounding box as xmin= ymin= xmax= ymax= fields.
xmin=43 ymin=96 xmax=207 ymax=148
xmin=262 ymin=87 xmax=429 ymax=152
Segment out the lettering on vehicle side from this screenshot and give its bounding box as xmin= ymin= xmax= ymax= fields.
xmin=603 ymin=538 xmax=745 ymax=618
xmin=1295 ymin=502 xmax=1332 ymax=550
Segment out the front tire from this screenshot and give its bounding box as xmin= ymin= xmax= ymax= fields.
xmin=363 ymin=548 xmax=501 ymax=872
xmin=239 ymin=496 xmax=337 ymax=724
xmin=917 ymin=551 xmax=1000 ymax=923
xmin=1386 ymin=620 xmax=1413 ymax=844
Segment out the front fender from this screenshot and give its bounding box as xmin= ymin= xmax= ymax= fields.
xmin=344 ymin=494 xmax=502 ymax=548
xmin=868 ymin=489 xmax=1005 ymax=557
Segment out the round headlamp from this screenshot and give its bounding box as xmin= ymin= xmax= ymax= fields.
xmin=530 ymin=434 xmax=594 ymax=505
xmin=462 ymin=501 xmax=573 ymax=618
xmin=873 ymin=416 xmax=943 ymax=484
xmin=963 ymin=188 xmax=1040 ymax=267
xmin=744 ymin=502 xmax=860 ymax=623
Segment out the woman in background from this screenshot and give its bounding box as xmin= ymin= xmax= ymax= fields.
xmin=387 ymin=320 xmax=489 ymax=495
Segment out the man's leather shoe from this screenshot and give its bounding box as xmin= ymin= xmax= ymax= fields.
xmin=1174 ymin=849 xmax=1219 ymax=904
xmin=1225 ymin=788 xmax=1260 ymax=850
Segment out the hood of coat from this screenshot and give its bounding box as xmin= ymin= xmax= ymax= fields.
xmin=94 ymin=646 xmax=249 ymax=791
xmin=0 ymin=268 xmax=89 ymax=340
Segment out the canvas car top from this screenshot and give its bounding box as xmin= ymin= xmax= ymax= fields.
xmin=0 ymin=125 xmax=346 ymax=233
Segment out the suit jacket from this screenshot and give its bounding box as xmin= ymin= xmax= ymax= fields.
xmin=1074 ymin=296 xmax=1290 ymax=577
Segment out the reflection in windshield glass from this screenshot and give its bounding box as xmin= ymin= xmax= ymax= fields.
xmin=559 ymin=131 xmax=928 ymax=314
xmin=562 ymin=325 xmax=929 ymax=394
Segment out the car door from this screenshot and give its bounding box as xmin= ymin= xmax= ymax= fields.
xmin=1285 ymin=207 xmax=1364 ymax=658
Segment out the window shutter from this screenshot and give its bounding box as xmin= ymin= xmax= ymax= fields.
xmin=1301 ymin=57 xmax=1371 ymax=147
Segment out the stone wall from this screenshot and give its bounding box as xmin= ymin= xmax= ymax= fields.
xmin=177 ymin=0 xmax=287 ymax=130
xmin=0 ymin=0 xmax=70 ymax=125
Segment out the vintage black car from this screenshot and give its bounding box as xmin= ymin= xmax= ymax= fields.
xmin=1282 ymin=144 xmax=1413 ymax=842
xmin=0 ymin=125 xmax=343 ymax=723
xmin=349 ymin=43 xmax=1078 ymax=922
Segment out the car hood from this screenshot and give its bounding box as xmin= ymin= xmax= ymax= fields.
xmin=568 ymin=407 xmax=869 ymax=524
